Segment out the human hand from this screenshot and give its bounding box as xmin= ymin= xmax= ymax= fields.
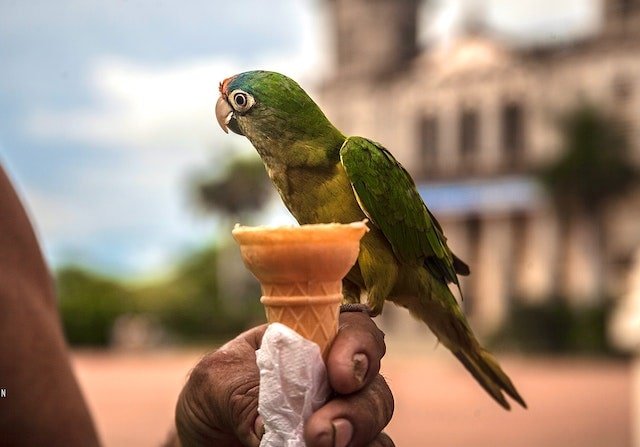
xmin=175 ymin=311 xmax=394 ymax=447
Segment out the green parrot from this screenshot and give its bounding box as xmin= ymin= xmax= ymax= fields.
xmin=215 ymin=70 xmax=526 ymax=410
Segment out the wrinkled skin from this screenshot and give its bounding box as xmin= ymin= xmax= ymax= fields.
xmin=175 ymin=312 xmax=395 ymax=447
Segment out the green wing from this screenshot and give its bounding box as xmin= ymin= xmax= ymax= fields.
xmin=340 ymin=136 xmax=465 ymax=286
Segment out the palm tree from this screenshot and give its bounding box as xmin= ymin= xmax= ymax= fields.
xmin=190 ymin=155 xmax=274 ymax=316
xmin=192 ymin=156 xmax=272 ymax=220
xmin=538 ymin=102 xmax=640 ymax=299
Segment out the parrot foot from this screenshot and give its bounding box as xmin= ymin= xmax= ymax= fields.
xmin=339 ymin=303 xmax=376 ymax=317
xmin=342 ymin=279 xmax=362 ymax=304
xmin=368 ymin=300 xmax=384 ymax=318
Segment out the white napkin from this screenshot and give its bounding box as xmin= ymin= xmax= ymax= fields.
xmin=256 ymin=323 xmax=331 ymax=447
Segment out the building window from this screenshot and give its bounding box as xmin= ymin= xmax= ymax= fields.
xmin=502 ymin=102 xmax=526 ymax=168
xmin=419 ymin=115 xmax=439 ymax=176
xmin=460 ymin=108 xmax=480 ymax=163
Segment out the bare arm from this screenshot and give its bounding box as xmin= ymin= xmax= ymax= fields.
xmin=0 ymin=166 xmax=101 ymax=446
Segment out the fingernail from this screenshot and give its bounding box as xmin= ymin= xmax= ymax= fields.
xmin=254 ymin=415 xmax=265 ymax=439
xmin=332 ymin=418 xmax=353 ymax=447
xmin=352 ymin=353 xmax=368 ymax=384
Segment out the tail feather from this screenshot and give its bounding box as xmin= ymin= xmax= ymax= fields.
xmin=454 ymin=348 xmax=527 ymax=410
xmin=454 ymin=351 xmax=511 ymax=410
xmin=476 ymin=348 xmax=527 ymax=409
xmin=410 ymin=277 xmax=526 ymax=410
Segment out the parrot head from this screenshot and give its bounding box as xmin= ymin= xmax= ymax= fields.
xmin=215 ymin=71 xmax=344 ymax=162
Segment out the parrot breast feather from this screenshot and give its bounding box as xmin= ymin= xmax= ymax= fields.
xmin=339 ymin=136 xmax=461 ymax=286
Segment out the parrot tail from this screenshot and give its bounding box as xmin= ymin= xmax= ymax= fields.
xmin=454 ymin=347 xmax=527 ymax=410
xmin=410 ymin=277 xmax=526 ymax=410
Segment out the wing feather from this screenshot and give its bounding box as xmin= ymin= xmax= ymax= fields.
xmin=340 ymin=136 xmax=465 ymax=287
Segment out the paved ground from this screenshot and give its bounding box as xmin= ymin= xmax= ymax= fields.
xmin=71 ymin=347 xmax=631 ymax=447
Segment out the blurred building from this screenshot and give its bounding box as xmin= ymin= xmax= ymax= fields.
xmin=319 ymin=0 xmax=640 ymax=334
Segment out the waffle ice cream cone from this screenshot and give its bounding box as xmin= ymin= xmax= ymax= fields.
xmin=232 ymin=222 xmax=368 ymax=358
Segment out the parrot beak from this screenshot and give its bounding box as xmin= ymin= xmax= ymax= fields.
xmin=215 ymin=96 xmax=244 ymax=135
xmin=215 ymin=96 xmax=233 ymax=134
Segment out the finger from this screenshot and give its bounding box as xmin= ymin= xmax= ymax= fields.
xmin=304 ymin=374 xmax=394 ymax=447
xmin=368 ymin=432 xmax=395 ymax=447
xmin=234 ymin=323 xmax=269 ymax=350
xmin=176 ymin=325 xmax=268 ymax=447
xmin=327 ymin=312 xmax=386 ymax=394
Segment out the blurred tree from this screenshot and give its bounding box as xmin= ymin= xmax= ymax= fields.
xmin=57 ymin=266 xmax=135 ymax=346
xmin=56 ymin=157 xmax=274 ymax=347
xmin=192 ymin=156 xmax=272 ymax=219
xmin=56 ymin=247 xmax=265 ymax=347
xmin=491 ymin=298 xmax=615 ymax=355
xmin=539 ymin=102 xmax=640 ymax=298
xmin=190 ymin=155 xmax=274 ymax=320
xmin=134 ymin=244 xmax=263 ymax=342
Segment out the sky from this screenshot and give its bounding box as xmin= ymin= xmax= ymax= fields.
xmin=0 ymin=0 xmax=597 ymax=277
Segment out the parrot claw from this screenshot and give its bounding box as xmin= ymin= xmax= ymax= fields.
xmin=340 ymin=303 xmax=382 ymax=318
xmin=339 ymin=303 xmax=377 ymax=317
xmin=368 ymin=301 xmax=384 ymax=318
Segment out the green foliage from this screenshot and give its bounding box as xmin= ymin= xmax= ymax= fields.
xmin=135 ymin=244 xmax=264 ymax=343
xmin=539 ymin=102 xmax=640 ymax=215
xmin=57 ymin=267 xmax=135 ymax=346
xmin=536 ymin=101 xmax=640 ymax=300
xmin=490 ymin=298 xmax=615 ymax=355
xmin=56 ymin=153 xmax=275 ymax=347
xmin=56 ymin=244 xmax=266 ymax=347
xmin=192 ymin=156 xmax=272 ymax=218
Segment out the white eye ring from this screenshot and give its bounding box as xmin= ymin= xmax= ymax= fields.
xmin=229 ymin=89 xmax=255 ymax=113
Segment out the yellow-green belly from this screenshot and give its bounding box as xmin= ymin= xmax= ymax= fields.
xmin=281 ymin=163 xmax=367 ymax=225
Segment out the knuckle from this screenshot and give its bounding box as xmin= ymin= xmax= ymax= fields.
xmin=358 ymin=330 xmax=379 ymax=352
xmin=346 ymin=313 xmax=386 ymax=356
xmin=370 ymin=326 xmax=387 ymax=357
xmin=345 ymin=320 xmax=382 ymax=351
xmin=175 ymin=386 xmax=218 ymax=446
xmin=347 ymin=375 xmax=394 ymax=445
xmin=370 ymin=433 xmax=396 ymax=447
xmin=369 ymin=376 xmax=394 ymax=426
xmin=186 ymin=344 xmax=259 ymax=407
xmin=179 ymin=349 xmax=261 ymax=445
xmin=186 ymin=354 xmax=224 ymax=399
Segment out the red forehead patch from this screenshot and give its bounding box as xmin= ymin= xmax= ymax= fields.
xmin=219 ymin=76 xmax=234 ymax=96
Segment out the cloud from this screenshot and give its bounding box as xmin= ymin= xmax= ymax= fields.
xmin=6 ymin=0 xmax=596 ymax=277
xmin=486 ymin=0 xmax=598 ymax=39
xmin=424 ymin=0 xmax=596 ymax=44
xmin=18 ymin=0 xmax=324 ymax=275
xmin=22 ymin=56 xmax=241 ymax=267
xmin=27 ymin=57 xmax=234 ymax=149
xmin=25 ymin=4 xmax=325 ymax=152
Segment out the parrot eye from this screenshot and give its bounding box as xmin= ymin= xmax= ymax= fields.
xmin=229 ymin=89 xmax=255 ymax=113
xmin=234 ymin=92 xmax=247 ymax=106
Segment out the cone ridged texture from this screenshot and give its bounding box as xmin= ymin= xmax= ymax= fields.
xmin=261 ymin=282 xmax=342 ymax=357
